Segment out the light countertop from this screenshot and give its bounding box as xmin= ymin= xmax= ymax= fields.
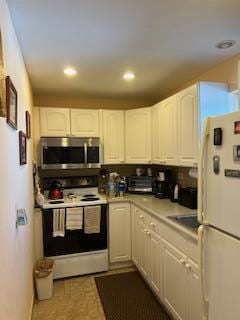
xmin=108 ymin=194 xmax=198 ymax=240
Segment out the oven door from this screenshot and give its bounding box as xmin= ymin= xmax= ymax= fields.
xmin=42 ymin=205 xmax=107 ymax=257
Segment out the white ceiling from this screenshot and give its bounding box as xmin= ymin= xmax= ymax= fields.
xmin=6 ymin=0 xmax=240 ymax=100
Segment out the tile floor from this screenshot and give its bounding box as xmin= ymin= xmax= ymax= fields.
xmin=32 ymin=267 xmax=135 ymax=320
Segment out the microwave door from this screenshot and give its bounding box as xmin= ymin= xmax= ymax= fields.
xmin=86 ymin=145 xmax=101 ymax=168
xmin=42 ymin=146 xmax=85 ymax=169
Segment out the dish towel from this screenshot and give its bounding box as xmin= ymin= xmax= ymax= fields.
xmin=84 ymin=206 xmax=101 ymax=234
xmin=53 ymin=208 xmax=65 ymax=237
xmin=66 ymin=207 xmax=83 ymax=230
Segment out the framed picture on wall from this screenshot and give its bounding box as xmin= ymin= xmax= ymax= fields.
xmin=6 ymin=76 xmax=17 ymax=129
xmin=25 ymin=110 xmax=31 ymax=139
xmin=19 ymin=131 xmax=27 ymax=165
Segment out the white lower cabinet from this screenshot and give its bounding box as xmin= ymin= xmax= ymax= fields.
xmin=161 ymin=238 xmax=203 ymax=320
xmin=131 ymin=205 xmax=140 ymax=268
xmin=162 ymin=239 xmax=188 ymax=320
xmin=109 ymin=203 xmax=131 ymax=263
xmin=149 ymin=229 xmax=161 ymax=297
xmin=130 ymin=204 xmax=203 ymax=320
xmin=187 ymin=259 xmax=203 ymax=320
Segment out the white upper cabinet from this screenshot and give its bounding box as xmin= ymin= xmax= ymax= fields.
xmin=102 ymin=110 xmax=124 ymax=164
xmin=164 ymin=95 xmax=178 ymax=165
xmin=70 ymin=109 xmax=100 ymax=137
xmin=177 ymin=85 xmax=198 ymax=167
xmin=40 ymin=107 xmax=70 ymax=137
xmin=152 ymin=95 xmax=178 ymax=165
xmin=177 ymin=82 xmax=229 ymax=167
xmin=125 ymin=107 xmax=151 ymax=164
xmin=152 ymin=102 xmax=164 ymax=163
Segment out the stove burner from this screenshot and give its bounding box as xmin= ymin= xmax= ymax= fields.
xmin=49 ymin=200 xmax=65 ymax=204
xmin=81 ymin=197 xmax=100 ymax=202
xmin=83 ymin=194 xmax=96 ymax=198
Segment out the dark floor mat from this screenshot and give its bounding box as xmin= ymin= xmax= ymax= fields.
xmin=95 ymin=271 xmax=172 ymax=320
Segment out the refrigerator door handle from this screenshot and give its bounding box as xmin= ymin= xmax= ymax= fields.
xmin=198 ymin=225 xmax=209 ymax=318
xmin=198 ymin=118 xmax=210 ymax=224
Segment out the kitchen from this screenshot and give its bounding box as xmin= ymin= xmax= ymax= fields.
xmin=1 ymin=1 xmax=240 ymax=320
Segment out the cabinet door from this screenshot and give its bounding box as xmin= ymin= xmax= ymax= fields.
xmin=162 ymin=239 xmax=188 ymax=320
xmin=102 ymin=110 xmax=124 ymax=164
xmin=163 ymin=95 xmax=178 ymax=165
xmin=138 ymin=221 xmax=150 ymax=279
xmin=40 ymin=107 xmax=70 ymax=137
xmin=125 ymin=107 xmax=151 ymax=164
xmin=187 ymin=259 xmax=204 ymax=320
xmin=149 ymin=230 xmax=162 ymax=297
xmin=131 ymin=205 xmax=140 ymax=268
xmin=71 ymin=109 xmax=99 ymax=137
xmin=177 ymin=84 xmax=198 ymax=167
xmin=152 ymin=103 xmax=163 ymax=164
xmin=109 ymin=203 xmax=131 ymax=263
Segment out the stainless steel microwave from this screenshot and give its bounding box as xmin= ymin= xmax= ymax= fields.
xmin=40 ymin=137 xmax=101 ymax=169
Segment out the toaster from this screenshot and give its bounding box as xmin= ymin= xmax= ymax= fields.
xmin=178 ymin=187 xmax=197 ymax=209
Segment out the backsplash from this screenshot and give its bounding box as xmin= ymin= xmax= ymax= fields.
xmin=39 ymin=164 xmax=197 ymax=190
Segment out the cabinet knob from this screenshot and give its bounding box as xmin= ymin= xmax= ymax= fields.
xmin=150 ymin=222 xmax=155 ymax=228
xmin=180 ymin=259 xmax=185 ymax=265
xmin=185 ymin=263 xmax=191 ymax=270
xmin=140 ymin=215 xmax=144 ymax=220
xmin=147 ymin=231 xmax=151 ymax=236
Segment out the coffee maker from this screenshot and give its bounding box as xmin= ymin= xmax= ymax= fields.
xmin=154 ymin=170 xmax=172 ymax=199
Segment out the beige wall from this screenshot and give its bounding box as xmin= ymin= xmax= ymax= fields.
xmin=0 ymin=1 xmax=34 ymax=319
xmin=160 ymin=53 xmax=240 ymax=100
xmin=34 ymin=94 xmax=154 ymax=109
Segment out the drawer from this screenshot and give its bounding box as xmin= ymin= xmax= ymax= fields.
xmin=186 ymin=238 xmax=198 ymax=263
xmin=161 ymin=222 xmax=188 ymax=254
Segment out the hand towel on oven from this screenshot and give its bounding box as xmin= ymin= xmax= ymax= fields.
xmin=66 ymin=207 xmax=83 ymax=230
xmin=84 ymin=206 xmax=101 ymax=234
xmin=53 ymin=208 xmax=65 ymax=237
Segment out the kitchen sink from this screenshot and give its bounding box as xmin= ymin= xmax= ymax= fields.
xmin=168 ymin=214 xmax=200 ymax=229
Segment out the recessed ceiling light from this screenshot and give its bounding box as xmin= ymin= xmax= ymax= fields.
xmin=64 ymin=67 xmax=77 ymax=76
xmin=215 ymin=40 xmax=236 ymax=49
xmin=123 ymin=71 xmax=135 ymax=81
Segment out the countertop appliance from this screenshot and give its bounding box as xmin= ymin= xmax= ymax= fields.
xmin=41 ymin=184 xmax=108 ymax=279
xmin=178 ymin=187 xmax=197 ymax=209
xmin=154 ymin=170 xmax=172 ymax=198
xmin=198 ymin=111 xmax=240 ymax=320
xmin=127 ymin=176 xmax=154 ymax=194
xmin=40 ymin=137 xmax=101 ymax=169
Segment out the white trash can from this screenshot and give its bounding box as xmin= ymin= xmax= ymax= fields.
xmin=34 ymin=259 xmax=54 ymax=300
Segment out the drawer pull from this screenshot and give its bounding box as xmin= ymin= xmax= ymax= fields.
xmin=147 ymin=231 xmax=151 ymax=236
xmin=140 ymin=215 xmax=144 ymax=220
xmin=150 ymin=222 xmax=155 ymax=228
xmin=180 ymin=259 xmax=185 ymax=265
xmin=185 ymin=263 xmax=191 ymax=270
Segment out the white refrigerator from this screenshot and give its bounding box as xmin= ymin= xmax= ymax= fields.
xmin=198 ymin=111 xmax=240 ymax=320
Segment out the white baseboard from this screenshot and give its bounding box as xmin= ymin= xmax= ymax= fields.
xmin=109 ymin=261 xmax=133 ymax=270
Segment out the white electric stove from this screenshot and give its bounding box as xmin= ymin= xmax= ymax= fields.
xmin=41 ymin=187 xmax=108 ymax=279
xmin=42 ymin=187 xmax=107 ymax=209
